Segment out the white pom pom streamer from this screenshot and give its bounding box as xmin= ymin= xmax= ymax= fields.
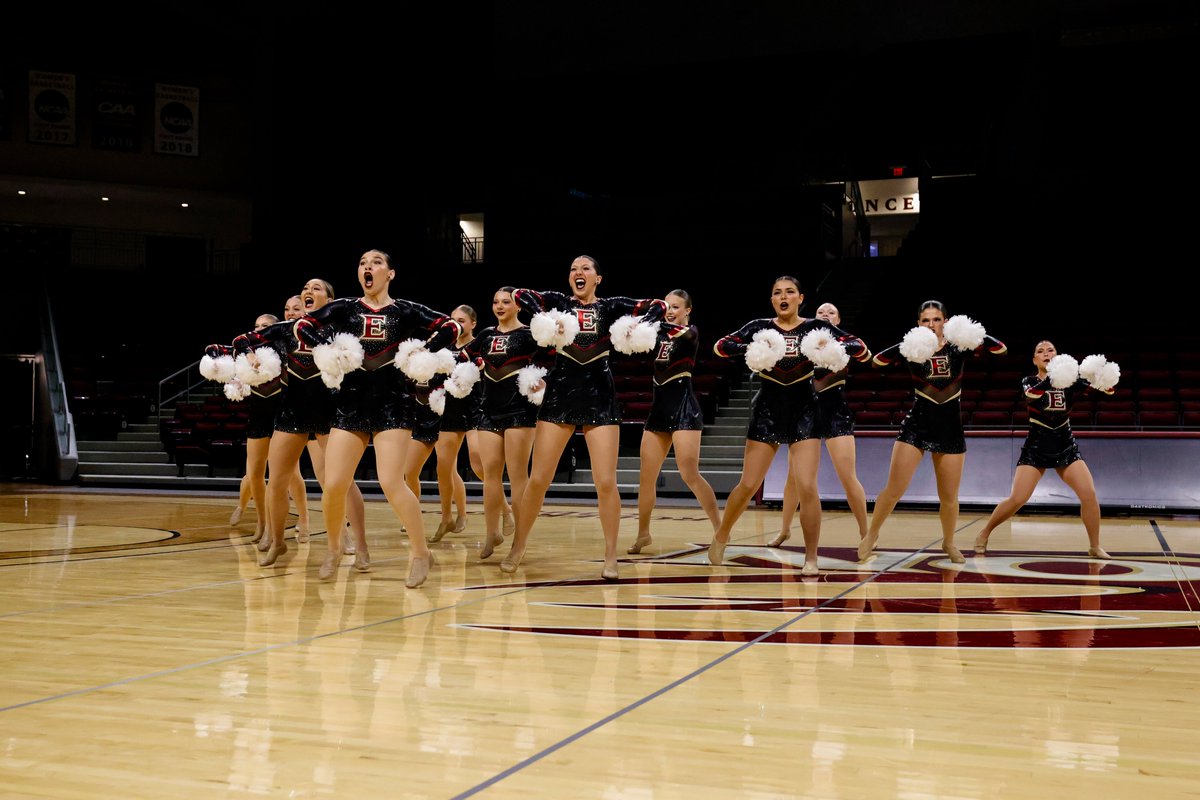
xmin=1046 ymin=354 xmax=1080 ymax=388
xmin=1080 ymin=354 xmax=1121 ymax=392
xmin=744 ymin=329 xmax=787 ymax=373
xmin=943 ymin=315 xmax=986 ymax=351
xmin=234 ymin=347 xmax=282 ymax=387
xmin=800 ymin=329 xmax=849 ymax=372
xmin=403 ymin=348 xmax=440 ymax=382
xmin=517 ymin=365 xmax=548 ymax=406
xmin=609 ymin=315 xmax=661 ymax=354
xmin=445 ymin=362 xmax=481 ymax=398
xmin=394 ymin=338 xmax=427 ymax=374
xmin=200 ymin=354 xmax=236 ymax=383
xmin=429 ymin=387 xmax=446 ymax=416
xmin=433 ymin=347 xmax=458 ymax=375
xmin=223 ymin=378 xmax=251 ymax=402
xmin=530 ymin=309 xmax=580 ymax=349
xmin=899 ymin=326 xmax=940 ymax=363
xmin=312 ymin=334 xmax=365 ymax=390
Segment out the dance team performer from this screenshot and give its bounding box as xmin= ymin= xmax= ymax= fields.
xmin=627 ymin=289 xmax=721 ymax=555
xmin=857 ymin=300 xmax=1006 ymax=564
xmin=974 ymin=342 xmax=1119 ymax=558
xmin=772 ymin=301 xmax=871 ymax=548
xmin=219 ymin=279 xmax=370 ymax=568
xmin=294 ymin=249 xmax=460 ymax=587
xmin=707 ymin=277 xmax=868 ymax=576
xmin=464 ymin=287 xmax=539 ymax=559
xmin=500 ymin=255 xmax=666 ymax=581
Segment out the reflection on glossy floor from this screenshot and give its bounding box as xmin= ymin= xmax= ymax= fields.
xmin=1 ymin=486 xmax=1198 ymax=799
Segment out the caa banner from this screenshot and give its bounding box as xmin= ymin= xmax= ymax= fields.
xmin=28 ymin=71 xmax=76 ymax=146
xmin=93 ymin=77 xmax=141 ymax=152
xmin=154 ymin=83 xmax=199 ymax=157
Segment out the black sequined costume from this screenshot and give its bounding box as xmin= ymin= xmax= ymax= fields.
xmin=644 ymin=323 xmax=704 ymax=433
xmin=872 ymin=334 xmax=1007 ymax=454
xmin=465 ymin=325 xmax=545 ymax=433
xmin=294 ymin=297 xmax=459 ymax=434
xmin=228 ymin=323 xmax=335 ymax=436
xmin=1016 ymin=375 xmax=1110 ymax=469
xmin=438 ymin=339 xmax=483 ymax=434
xmin=410 ymin=379 xmax=441 ymax=444
xmin=811 ymin=330 xmax=873 ymax=440
xmin=714 ymin=318 xmax=866 ymax=445
xmin=513 ymin=289 xmax=667 ymax=427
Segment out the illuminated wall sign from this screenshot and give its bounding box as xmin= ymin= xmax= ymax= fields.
xmin=859 ymin=178 xmax=920 ymax=216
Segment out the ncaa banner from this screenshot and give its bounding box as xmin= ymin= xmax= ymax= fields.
xmin=93 ymin=77 xmax=141 ymax=152
xmin=28 ymin=71 xmax=76 ymax=146
xmin=154 ymin=83 xmax=199 ymax=157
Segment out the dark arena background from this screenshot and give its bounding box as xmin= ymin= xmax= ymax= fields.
xmin=1 ymin=4 xmax=1199 ymax=798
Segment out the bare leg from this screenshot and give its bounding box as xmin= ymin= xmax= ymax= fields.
xmin=632 ymin=430 xmax=672 ymax=553
xmin=374 ymin=428 xmax=436 ymax=587
xmin=233 ymin=476 xmax=250 ymax=527
xmin=1058 ymin=460 xmax=1109 ymax=558
xmin=243 ymin=436 xmax=270 ymax=542
xmin=503 ymin=426 xmax=535 ymax=536
xmin=583 ymin=424 xmax=622 ymax=580
xmin=502 ymin=421 xmax=574 ymax=573
xmin=261 ymin=431 xmax=308 ymax=566
xmin=788 ymin=439 xmax=824 ymax=575
xmin=931 ymin=451 xmax=966 ymax=563
xmin=709 ymin=439 xmax=779 ymax=565
xmin=826 ymin=435 xmax=869 ymax=539
xmin=860 ymin=441 xmax=924 ymax=560
xmin=288 ymin=461 xmax=310 ymax=542
xmin=975 ymin=465 xmax=1043 ymax=553
xmin=773 ymin=469 xmax=799 ymax=548
xmin=403 ymin=439 xmax=439 ymax=540
xmin=474 ymin=430 xmax=508 ymax=559
xmin=317 ymin=429 xmax=368 ymax=579
xmin=434 ymin=431 xmax=468 ymax=531
xmin=312 ymin=434 xmax=368 ymax=565
xmin=673 ymin=429 xmax=721 ymax=534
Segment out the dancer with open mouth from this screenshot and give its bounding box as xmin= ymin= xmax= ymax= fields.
xmin=216 ymin=279 xmax=370 ymax=568
xmin=294 ymin=249 xmax=460 ymax=588
xmin=500 ymin=255 xmax=666 ymax=581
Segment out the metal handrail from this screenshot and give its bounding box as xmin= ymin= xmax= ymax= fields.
xmin=157 ymin=360 xmax=208 ymax=426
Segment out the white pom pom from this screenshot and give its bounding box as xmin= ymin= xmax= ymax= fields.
xmin=404 ymin=348 xmax=439 ymax=382
xmin=330 ymin=333 xmax=364 ymax=373
xmin=223 ymin=378 xmax=251 ymax=401
xmin=800 ymin=329 xmax=849 ymax=372
xmin=899 ymin=326 xmax=940 ymax=363
xmin=517 ymin=365 xmax=548 ymax=405
xmin=610 ymin=315 xmax=660 ymax=355
xmin=433 ymin=347 xmax=458 ymax=375
xmin=943 ymin=315 xmax=986 ymax=351
xmin=1080 ymin=354 xmax=1120 ymax=392
xmin=530 ymin=309 xmax=580 ymax=348
xmin=200 ymin=354 xmax=236 ymax=383
xmin=394 ymin=338 xmax=426 ymax=374
xmin=1046 ymin=354 xmax=1080 ymax=388
xmin=745 ymin=329 xmax=787 ymax=372
xmin=445 ymin=361 xmax=481 ymax=398
xmin=312 ymin=344 xmax=344 ymax=389
xmin=234 ymin=347 xmax=282 ymax=387
xmin=429 ymin=387 xmax=446 ymax=416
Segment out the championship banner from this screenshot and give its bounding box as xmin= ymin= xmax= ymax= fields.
xmin=93 ymin=77 xmax=141 ymax=152
xmin=154 ymin=83 xmax=199 ymax=157
xmin=28 ymin=71 xmax=76 ymax=146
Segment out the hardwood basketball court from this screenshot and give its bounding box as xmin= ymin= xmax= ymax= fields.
xmin=1 ymin=486 xmax=1197 ymax=798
